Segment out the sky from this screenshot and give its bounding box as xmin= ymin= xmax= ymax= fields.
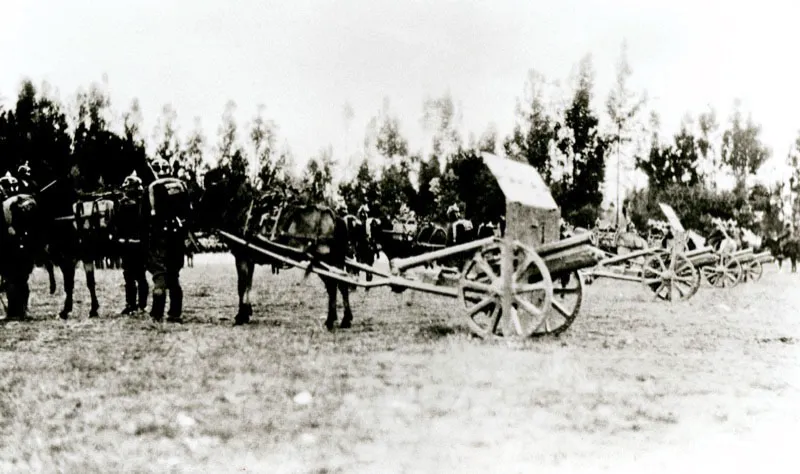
xmin=3 ymin=0 xmax=799 ymax=202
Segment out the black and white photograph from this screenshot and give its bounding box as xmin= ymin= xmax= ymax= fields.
xmin=1 ymin=0 xmax=798 ymax=472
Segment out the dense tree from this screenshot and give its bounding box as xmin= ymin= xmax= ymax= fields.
xmin=249 ymin=104 xmax=279 ymax=187
xmin=153 ymin=103 xmax=180 ymax=166
xmin=606 ymin=40 xmax=646 ymax=220
xmin=374 ymin=99 xmax=409 ymax=161
xmin=503 ymin=69 xmax=556 ymax=183
xmin=71 ymin=80 xmax=126 ymax=190
xmin=0 ymin=79 xmax=73 ymax=183
xmin=555 ymin=55 xmax=609 ymax=226
xmin=338 ymin=159 xmax=380 ymax=215
xmin=422 ymin=92 xmax=462 ymax=159
xmin=300 ymin=147 xmax=334 ymax=203
xmin=211 ymin=99 xmax=251 ymax=185
xmin=180 ymin=117 xmax=205 ymax=178
xmin=378 ymin=157 xmax=417 ymax=218
xmin=697 ymin=107 xmax=720 ymax=187
xmin=414 ymin=154 xmax=442 ymax=219
xmin=636 ymin=136 xmax=701 ymax=192
xmin=720 ymin=102 xmax=770 ymax=195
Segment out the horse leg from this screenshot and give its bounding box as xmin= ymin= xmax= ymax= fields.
xmin=323 ymin=276 xmax=338 ymax=330
xmin=83 ymin=261 xmax=99 ymax=317
xmin=339 ymin=280 xmax=353 ymax=329
xmin=234 ymin=257 xmax=254 ymax=325
xmin=59 ymin=261 xmax=75 ymax=320
xmin=45 ymin=260 xmax=56 ymax=295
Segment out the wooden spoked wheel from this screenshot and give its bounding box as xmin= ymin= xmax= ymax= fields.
xmin=641 ymin=252 xmax=700 ymax=301
xmin=743 ymin=259 xmax=763 ymax=282
xmin=702 ymin=255 xmax=742 ymax=288
xmin=534 ymin=271 xmax=583 ymax=337
xmin=458 ymin=241 xmax=554 ymax=339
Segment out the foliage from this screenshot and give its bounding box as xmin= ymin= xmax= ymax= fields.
xmin=636 ymin=121 xmax=702 ymax=191
xmin=300 ymin=147 xmax=334 ymax=204
xmin=503 ymin=69 xmax=557 ymax=183
xmin=0 ymin=79 xmax=73 ymax=184
xmin=554 ymin=55 xmax=609 ymax=224
xmin=422 ymin=93 xmax=462 ymax=157
xmin=721 ymin=102 xmax=771 ymax=195
xmin=378 ymin=157 xmax=417 ymax=218
xmin=153 ymin=104 xmax=180 ymax=166
xmin=338 ymin=160 xmax=380 ymax=215
xmin=627 ymin=183 xmax=754 ymax=236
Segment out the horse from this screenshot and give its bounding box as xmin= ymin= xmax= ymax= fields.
xmin=199 ymin=170 xmax=354 ymax=329
xmin=775 ymin=232 xmax=800 ymax=273
xmin=36 ymin=178 xmax=120 ymax=319
xmin=342 ymin=214 xmax=377 ymax=285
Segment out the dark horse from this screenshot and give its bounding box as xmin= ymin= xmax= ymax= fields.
xmin=39 ymin=180 xmax=111 ymax=319
xmin=767 ymin=233 xmax=800 ymax=272
xmin=342 ymin=214 xmax=377 ymax=284
xmin=199 ymin=169 xmax=354 ymax=329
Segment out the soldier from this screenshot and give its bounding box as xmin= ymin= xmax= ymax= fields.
xmin=144 ymin=158 xmax=191 ymax=323
xmin=0 ymin=172 xmax=40 ymax=321
xmin=16 ymin=162 xmax=38 ymax=195
xmin=445 ymin=204 xmax=461 ymax=244
xmin=114 ymin=171 xmax=149 ymax=315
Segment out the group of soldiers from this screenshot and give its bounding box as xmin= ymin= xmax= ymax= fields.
xmin=0 ymin=157 xmax=191 ymax=323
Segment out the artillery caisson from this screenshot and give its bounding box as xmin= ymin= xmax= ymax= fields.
xmin=582 ymin=203 xmax=701 ymax=302
xmin=217 ymin=153 xmax=605 ymax=339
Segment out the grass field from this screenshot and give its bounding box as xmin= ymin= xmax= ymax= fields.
xmin=1 ymin=254 xmax=799 ymax=473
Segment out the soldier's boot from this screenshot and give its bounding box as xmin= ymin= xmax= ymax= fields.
xmin=138 ymin=278 xmax=149 ymax=312
xmin=167 ymin=285 xmax=183 ymax=324
xmin=150 ymin=291 xmax=166 ymax=322
xmin=121 ymin=282 xmax=137 ymax=315
xmin=5 ymin=283 xmax=25 ymax=321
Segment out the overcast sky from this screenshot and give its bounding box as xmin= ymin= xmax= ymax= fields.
xmin=3 ymin=0 xmax=799 ymax=190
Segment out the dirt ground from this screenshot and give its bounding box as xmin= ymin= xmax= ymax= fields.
xmin=1 ymin=254 xmax=798 ymax=473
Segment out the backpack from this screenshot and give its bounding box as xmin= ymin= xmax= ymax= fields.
xmin=73 ymin=199 xmax=115 ymax=232
xmin=148 ymin=178 xmax=190 ymax=231
xmin=2 ymin=194 xmax=39 ymax=249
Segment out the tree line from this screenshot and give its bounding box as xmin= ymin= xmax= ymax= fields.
xmin=2 ymin=42 xmax=797 ymax=238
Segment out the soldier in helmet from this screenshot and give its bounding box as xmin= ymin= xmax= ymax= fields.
xmin=357 ymin=204 xmax=369 ymax=222
xmin=445 ymin=204 xmax=462 ymax=244
xmin=0 ymin=172 xmax=20 ymax=226
xmin=16 ymin=162 xmax=38 ymax=195
xmin=144 ymin=158 xmax=190 ymax=323
xmin=114 ymin=171 xmax=149 ymax=315
xmin=0 ymin=172 xmax=19 ymax=199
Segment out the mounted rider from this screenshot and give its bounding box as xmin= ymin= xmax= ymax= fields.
xmin=144 ymin=158 xmax=191 ymax=323
xmin=114 ymin=171 xmax=149 ymax=315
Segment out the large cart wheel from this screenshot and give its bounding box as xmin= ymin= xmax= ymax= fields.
xmin=743 ymin=259 xmax=763 ymax=282
xmin=535 ymin=271 xmax=583 ymax=337
xmin=641 ymin=252 xmax=700 ymax=301
xmin=702 ymin=255 xmax=742 ymax=288
xmin=458 ymin=240 xmax=554 ymax=339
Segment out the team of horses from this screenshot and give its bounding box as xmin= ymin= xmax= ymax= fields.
xmin=6 ymin=166 xmax=798 ymax=328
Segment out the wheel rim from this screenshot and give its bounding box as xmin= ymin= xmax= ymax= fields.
xmin=531 ymin=270 xmax=583 ymax=337
xmin=642 ymin=252 xmax=699 ymax=301
xmin=458 ymin=241 xmax=554 ymax=339
xmin=745 ymin=260 xmax=763 ymax=282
